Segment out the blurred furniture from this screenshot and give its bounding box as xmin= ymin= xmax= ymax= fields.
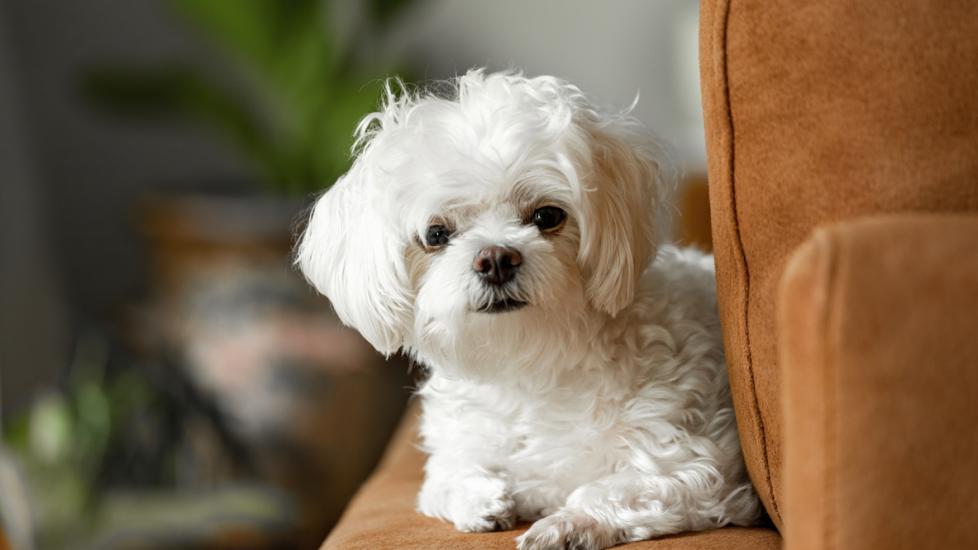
xmin=319 ymin=0 xmax=978 ymax=547
xmin=700 ymin=0 xmax=978 ymax=549
xmin=140 ymin=193 xmax=409 ymax=546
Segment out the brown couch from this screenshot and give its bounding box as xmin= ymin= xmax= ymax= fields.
xmin=322 ymin=0 xmax=978 ymax=547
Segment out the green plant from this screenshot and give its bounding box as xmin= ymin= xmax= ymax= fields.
xmin=86 ymin=0 xmax=416 ymax=196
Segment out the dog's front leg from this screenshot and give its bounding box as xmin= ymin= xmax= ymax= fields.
xmin=516 ymin=471 xmax=701 ymax=550
xmin=417 ymin=454 xmax=516 ymax=533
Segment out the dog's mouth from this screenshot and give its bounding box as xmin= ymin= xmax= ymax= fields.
xmin=477 ymin=298 xmax=528 ymax=314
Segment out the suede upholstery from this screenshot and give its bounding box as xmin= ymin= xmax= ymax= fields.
xmin=700 ymin=0 xmax=978 ymax=528
xmin=780 ymin=216 xmax=978 ymax=550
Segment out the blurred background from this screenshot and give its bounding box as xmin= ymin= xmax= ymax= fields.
xmin=0 ymin=1 xmax=707 ymax=548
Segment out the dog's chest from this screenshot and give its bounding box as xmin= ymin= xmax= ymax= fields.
xmin=498 ymin=396 xmax=630 ymax=504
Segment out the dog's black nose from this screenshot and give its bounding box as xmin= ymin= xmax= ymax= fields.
xmin=473 ymin=246 xmax=522 ymax=285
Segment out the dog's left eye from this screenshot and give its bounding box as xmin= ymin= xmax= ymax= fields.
xmin=532 ymin=206 xmax=566 ymax=232
xmin=425 ymin=224 xmax=452 ymax=247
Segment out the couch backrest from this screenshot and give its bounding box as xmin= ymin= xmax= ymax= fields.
xmin=699 ymin=0 xmax=978 ymax=529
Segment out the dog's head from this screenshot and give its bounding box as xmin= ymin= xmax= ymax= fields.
xmin=296 ymin=70 xmax=671 ymax=376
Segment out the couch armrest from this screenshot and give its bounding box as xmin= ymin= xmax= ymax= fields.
xmin=779 ymin=215 xmax=978 ymax=550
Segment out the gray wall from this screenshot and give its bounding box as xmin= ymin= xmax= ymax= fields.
xmin=1 ymin=0 xmax=250 ymax=320
xmin=388 ymin=0 xmax=704 ymax=168
xmin=0 ymin=2 xmax=67 ymax=415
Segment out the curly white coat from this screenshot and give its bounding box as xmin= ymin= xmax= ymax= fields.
xmin=297 ymin=69 xmax=761 ymax=550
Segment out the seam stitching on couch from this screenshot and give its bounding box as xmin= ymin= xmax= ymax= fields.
xmin=719 ymin=0 xmax=782 ymax=524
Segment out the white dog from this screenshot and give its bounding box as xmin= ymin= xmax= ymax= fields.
xmin=297 ymin=69 xmax=760 ymax=549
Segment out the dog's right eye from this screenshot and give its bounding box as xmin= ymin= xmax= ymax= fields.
xmin=425 ymin=225 xmax=452 ymax=247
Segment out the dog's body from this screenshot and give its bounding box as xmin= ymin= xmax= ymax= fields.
xmin=297 ymin=70 xmax=760 ymax=549
xmin=417 ymin=246 xmax=758 ymax=548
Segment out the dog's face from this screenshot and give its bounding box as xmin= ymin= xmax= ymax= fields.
xmin=297 ymin=70 xmax=669 ymax=378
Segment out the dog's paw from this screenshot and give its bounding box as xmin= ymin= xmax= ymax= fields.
xmin=516 ymin=510 xmax=617 ymax=550
xmin=451 ymin=475 xmax=516 ymax=532
xmin=419 ymin=475 xmax=515 ymax=532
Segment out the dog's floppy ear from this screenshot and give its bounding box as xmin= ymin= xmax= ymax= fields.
xmin=296 ymin=160 xmax=411 ymax=355
xmin=576 ymin=118 xmax=669 ymax=316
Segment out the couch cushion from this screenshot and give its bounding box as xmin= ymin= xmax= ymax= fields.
xmin=700 ymin=0 xmax=978 ymax=529
xmin=322 ymin=404 xmax=781 ymax=549
xmin=780 ymin=216 xmax=978 ymax=550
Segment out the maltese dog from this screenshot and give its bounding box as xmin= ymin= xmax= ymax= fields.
xmin=297 ymin=69 xmax=760 ymax=549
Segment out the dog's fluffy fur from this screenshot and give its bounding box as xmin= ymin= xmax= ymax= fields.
xmin=296 ymin=69 xmax=760 ymax=549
